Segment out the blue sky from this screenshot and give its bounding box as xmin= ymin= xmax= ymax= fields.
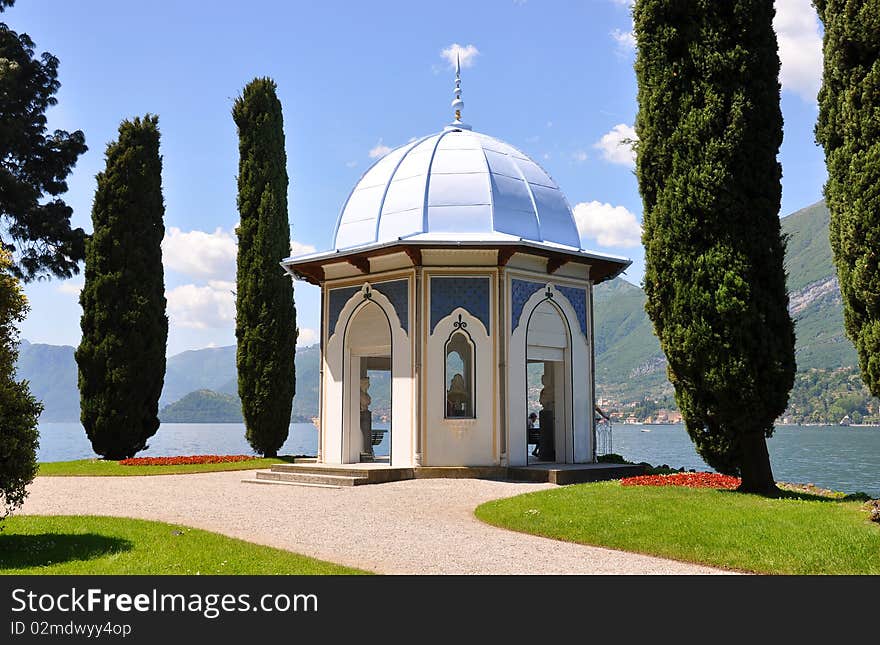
xmin=8 ymin=0 xmax=826 ymax=355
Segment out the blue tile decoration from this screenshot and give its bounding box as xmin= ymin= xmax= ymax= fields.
xmin=327 ymin=285 xmax=362 ymax=337
xmin=556 ymin=285 xmax=588 ymax=337
xmin=511 ymin=279 xmax=544 ymax=332
xmin=328 ymin=280 xmax=409 ymax=338
xmin=373 ymin=279 xmax=409 ymax=334
xmin=430 ymin=277 xmax=491 ymax=335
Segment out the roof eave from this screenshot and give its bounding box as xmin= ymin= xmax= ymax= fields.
xmin=280 ymin=238 xmax=631 ymax=285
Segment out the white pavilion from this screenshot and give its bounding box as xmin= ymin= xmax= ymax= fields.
xmin=281 ymin=61 xmax=630 ymax=475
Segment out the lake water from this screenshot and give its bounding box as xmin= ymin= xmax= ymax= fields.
xmin=35 ymin=422 xmax=387 ymax=463
xmin=36 ymin=422 xmax=878 ymax=497
xmin=612 ymin=424 xmax=879 ymax=497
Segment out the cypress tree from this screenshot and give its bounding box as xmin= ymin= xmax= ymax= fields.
xmin=76 ymin=116 xmax=168 ymax=460
xmin=815 ymin=0 xmax=880 ymax=397
xmin=233 ymin=78 xmax=296 ymax=457
xmin=0 ymin=249 xmax=41 ymax=523
xmin=633 ymin=0 xmax=796 ymax=494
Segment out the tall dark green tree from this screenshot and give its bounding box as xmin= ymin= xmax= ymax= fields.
xmin=0 ymin=1 xmax=87 ymax=281
xmin=634 ymin=0 xmax=796 ymax=494
xmin=233 ymin=78 xmax=296 ymax=457
xmin=815 ymin=0 xmax=880 ymax=398
xmin=76 ymin=116 xmax=167 ymax=460
xmin=0 ymin=249 xmax=41 ymax=523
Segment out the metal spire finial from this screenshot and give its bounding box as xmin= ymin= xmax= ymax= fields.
xmin=446 ymin=50 xmax=471 ymax=131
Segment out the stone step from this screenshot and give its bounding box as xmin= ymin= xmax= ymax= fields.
xmin=270 ymin=464 xmax=382 ymax=476
xmin=269 ymin=464 xmax=413 ymax=483
xmin=255 ymin=470 xmax=368 ymax=487
xmin=241 ymin=477 xmax=342 ymax=489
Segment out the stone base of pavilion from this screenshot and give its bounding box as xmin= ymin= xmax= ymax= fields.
xmin=242 ymin=461 xmax=646 ymax=488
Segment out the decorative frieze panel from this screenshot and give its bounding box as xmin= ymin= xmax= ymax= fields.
xmin=327 ymin=279 xmax=409 ymax=337
xmin=556 ymin=285 xmax=588 ymax=336
xmin=327 ymin=285 xmax=362 ymax=337
xmin=511 ymin=279 xmax=544 ymax=332
xmin=430 ymin=276 xmax=490 ymax=335
xmin=372 ymin=280 xmax=409 ymax=334
xmin=511 ymin=279 xmax=587 ymax=337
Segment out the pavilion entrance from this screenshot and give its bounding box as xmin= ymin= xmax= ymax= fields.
xmin=525 ymin=300 xmax=571 ymax=465
xmin=357 ymin=356 xmax=391 ymax=463
xmin=345 ymin=302 xmax=393 ymax=464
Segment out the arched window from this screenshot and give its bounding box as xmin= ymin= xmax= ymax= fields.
xmin=445 ymin=330 xmax=474 ymax=418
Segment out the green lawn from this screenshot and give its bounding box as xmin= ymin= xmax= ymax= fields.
xmin=0 ymin=515 xmax=367 ymax=575
xmin=38 ymin=457 xmax=304 ymax=477
xmin=475 ymin=481 xmax=880 ymax=575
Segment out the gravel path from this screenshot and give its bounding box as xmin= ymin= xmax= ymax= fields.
xmin=22 ymin=472 xmax=733 ymax=575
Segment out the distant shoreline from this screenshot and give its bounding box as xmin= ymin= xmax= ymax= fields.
xmin=38 ymin=419 xmax=319 ymax=426
xmin=615 ymin=421 xmax=880 ymax=429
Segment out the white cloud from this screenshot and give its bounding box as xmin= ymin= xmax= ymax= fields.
xmin=610 ymin=0 xmax=636 ymax=54
xmin=440 ymin=43 xmax=480 ymax=69
xmin=208 ymin=280 xmax=235 ymax=291
xmin=573 ymin=201 xmax=642 ymax=248
xmin=572 ymin=150 xmax=588 ymax=163
xmin=290 ymin=240 xmax=317 ymax=257
xmin=160 ymin=226 xmax=316 ymax=331
xmin=774 ymin=0 xmax=822 ymax=102
xmin=163 ymin=226 xmax=237 ymax=281
xmin=369 ymin=139 xmax=391 ymax=159
xmin=345 ymin=160 xmax=358 ymax=168
xmin=164 ymin=224 xmax=315 ymax=279
xmin=594 ymin=123 xmax=637 ymax=167
xmin=166 ymin=281 xmax=236 ymax=330
xmin=611 ymin=28 xmax=636 ymax=52
xmin=297 ymin=327 xmax=318 ymax=347
xmin=57 ymin=279 xmax=83 ymax=296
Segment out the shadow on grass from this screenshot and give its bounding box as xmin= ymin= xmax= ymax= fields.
xmin=777 ymin=489 xmax=872 ymax=503
xmin=0 ymin=533 xmax=133 ymax=570
xmin=715 ymin=487 xmax=872 ymax=503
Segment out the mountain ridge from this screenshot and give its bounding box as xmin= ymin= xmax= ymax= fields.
xmin=590 ymin=199 xmax=877 ymax=423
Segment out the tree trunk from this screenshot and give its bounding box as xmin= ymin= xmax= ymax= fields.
xmin=738 ymin=431 xmax=778 ymax=496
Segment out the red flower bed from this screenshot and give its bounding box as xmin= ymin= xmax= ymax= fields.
xmin=119 ymin=455 xmax=256 ymax=466
xmin=620 ymin=472 xmax=741 ymax=489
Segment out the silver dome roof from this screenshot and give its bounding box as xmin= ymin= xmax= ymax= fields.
xmin=332 ymin=128 xmax=583 ymax=251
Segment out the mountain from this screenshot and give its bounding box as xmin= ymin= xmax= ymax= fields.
xmin=778 ymin=202 xmax=874 ymax=422
xmin=781 ymin=201 xmax=856 ymax=371
xmin=15 ymin=341 xmax=80 ymax=422
xmin=591 ymin=200 xmax=879 ymax=423
xmin=162 ymin=345 xmax=237 ymax=405
xmin=593 ymin=278 xmax=670 ymax=403
xmin=159 ymin=389 xmax=243 ymax=423
xmin=16 ymin=341 xmax=323 ymax=423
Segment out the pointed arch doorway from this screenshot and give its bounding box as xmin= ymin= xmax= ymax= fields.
xmin=525 ymin=299 xmax=572 ymax=465
xmin=344 ymin=301 xmax=392 ymax=464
